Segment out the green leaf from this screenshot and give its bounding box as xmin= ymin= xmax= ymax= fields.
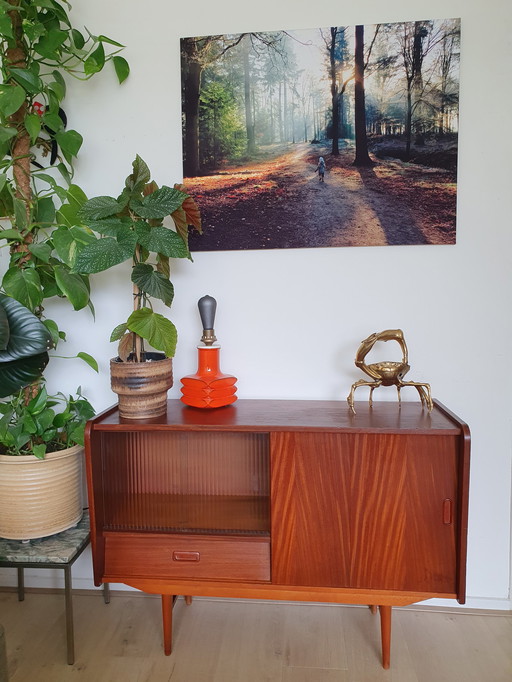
xmin=0 ymin=294 xmax=54 ymax=360
xmin=54 ymin=265 xmax=90 ymax=310
xmin=71 ymin=28 xmax=85 ymax=49
xmin=52 ymin=225 xmax=96 ymax=266
xmin=79 ymin=195 xmax=122 ymax=220
xmin=110 ymin=322 xmax=128 ymax=342
xmin=13 ymin=196 xmax=28 ymax=230
xmin=73 ymin=233 xmax=136 ymax=274
xmin=42 ymin=319 xmax=60 ymax=348
xmin=112 ymin=55 xmax=130 ymax=84
xmin=0 ymin=84 xmax=25 ymax=117
xmin=27 ymin=386 xmax=48 ymax=415
xmin=55 ymin=129 xmax=83 ymax=160
xmin=34 ymin=29 xmax=67 ymax=59
xmin=77 ymin=351 xmax=98 ymax=372
xmin=8 ymin=67 xmax=43 ymax=95
xmin=28 ymin=242 xmax=52 ymax=263
xmin=0 ymin=229 xmax=23 ymax=242
xmin=125 ymin=155 xmax=151 ymax=194
xmin=0 ymin=13 xmax=14 ymax=39
xmin=126 ymin=307 xmax=177 ymax=357
xmin=25 ymin=113 xmax=42 ymax=143
xmin=98 ymin=34 xmax=125 ymax=47
xmin=135 ymin=223 xmax=190 ymax=259
xmin=52 ymin=70 xmax=67 ymax=97
xmin=0 ymin=126 xmax=17 ymax=146
xmin=84 ymin=42 xmax=105 ymax=75
xmin=131 ymin=263 xmax=174 ymax=306
xmin=2 ymin=267 xmax=43 ymax=311
xmin=57 ymin=162 xmax=72 ymax=185
xmin=36 ymin=196 xmax=56 ymax=225
xmin=48 ymin=79 xmax=65 ymax=102
xmin=0 ymin=352 xmax=49 ymax=399
xmin=85 ymin=216 xmax=132 ymax=237
xmin=32 ymin=443 xmax=47 ymax=459
xmin=131 ymin=185 xmax=187 ymax=219
xmin=42 ymin=111 xmax=64 ymax=133
xmin=0 ymin=301 xmax=8 ymax=350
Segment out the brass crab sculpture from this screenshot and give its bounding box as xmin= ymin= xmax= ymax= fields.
xmin=347 ymin=329 xmax=433 ymax=413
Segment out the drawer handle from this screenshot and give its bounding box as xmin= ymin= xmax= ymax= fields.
xmin=172 ymin=551 xmax=200 ymax=562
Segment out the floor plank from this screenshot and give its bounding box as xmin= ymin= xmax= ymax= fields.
xmin=0 ymin=591 xmax=510 ymax=682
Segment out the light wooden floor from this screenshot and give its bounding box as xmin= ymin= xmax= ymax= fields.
xmin=1 ymin=590 xmax=511 ymax=681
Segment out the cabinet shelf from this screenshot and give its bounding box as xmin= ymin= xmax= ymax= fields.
xmin=102 ymin=492 xmax=270 ymax=536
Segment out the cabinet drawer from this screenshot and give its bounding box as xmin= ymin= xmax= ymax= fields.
xmin=104 ymin=533 xmax=270 ymax=582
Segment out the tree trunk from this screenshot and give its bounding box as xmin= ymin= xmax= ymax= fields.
xmin=243 ymin=35 xmax=256 ymax=155
xmin=329 ymin=28 xmax=339 ymax=156
xmin=182 ymin=38 xmax=202 ymax=177
xmin=353 ymin=25 xmax=373 ymax=167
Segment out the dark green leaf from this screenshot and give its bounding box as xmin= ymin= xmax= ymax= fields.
xmin=8 ymin=67 xmax=43 ymax=94
xmin=48 ymin=79 xmax=65 ymax=102
xmin=28 ymin=242 xmax=52 ymax=263
xmin=55 ymin=129 xmax=83 ymax=159
xmin=57 ymin=162 xmax=72 ymax=186
xmin=125 ymin=155 xmax=150 ymax=194
xmin=34 ymin=29 xmax=67 ymax=59
xmin=2 ymin=267 xmax=43 ymax=311
xmin=126 ymin=307 xmax=177 ymax=357
xmin=0 ymin=84 xmax=25 ymax=117
xmin=13 ymin=196 xmax=28 ymax=230
xmin=36 ymin=196 xmax=56 ymax=225
xmin=42 ymin=111 xmax=64 ymax=133
xmin=42 ymin=319 xmax=60 ymax=348
xmin=27 ymin=386 xmax=48 ymax=415
xmin=52 ymin=70 xmax=67 ymax=96
xmin=135 ymin=223 xmax=190 ymax=259
xmin=0 ymin=294 xmax=54 ymax=361
xmin=0 ymin=352 xmax=49 ymax=399
xmin=131 ymin=263 xmax=174 ymax=306
xmin=112 ymin=55 xmax=130 ymax=84
xmin=84 ymin=42 xmax=105 ymax=75
xmin=71 ymin=28 xmax=85 ymax=49
xmin=0 ymin=13 xmax=14 ymax=39
xmin=79 ymin=195 xmax=122 ymax=220
xmin=98 ymin=34 xmax=125 ymax=47
xmin=85 ymin=216 xmax=133 ymax=237
xmin=0 ymin=301 xmax=8 ymax=350
xmin=132 ymin=185 xmax=187 ymax=219
xmin=54 ymin=265 xmax=90 ymax=310
xmin=32 ymin=443 xmax=47 ymax=459
xmin=73 ymin=233 xmax=136 ymax=274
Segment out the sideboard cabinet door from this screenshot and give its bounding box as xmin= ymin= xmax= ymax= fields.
xmin=271 ymin=432 xmax=459 ymax=594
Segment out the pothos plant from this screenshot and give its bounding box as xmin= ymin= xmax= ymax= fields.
xmin=0 ymin=0 xmax=128 ymax=453
xmin=74 ymin=155 xmax=201 ymax=362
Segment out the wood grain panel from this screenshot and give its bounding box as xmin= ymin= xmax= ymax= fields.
xmin=270 ymin=432 xmax=351 ymax=587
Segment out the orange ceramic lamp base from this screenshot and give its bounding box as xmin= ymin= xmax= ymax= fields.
xmin=180 ymin=346 xmax=237 ymax=408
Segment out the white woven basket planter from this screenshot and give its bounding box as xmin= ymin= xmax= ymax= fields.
xmin=0 ymin=445 xmax=84 ymax=540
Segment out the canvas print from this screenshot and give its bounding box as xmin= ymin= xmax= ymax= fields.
xmin=181 ymin=19 xmax=460 ymax=251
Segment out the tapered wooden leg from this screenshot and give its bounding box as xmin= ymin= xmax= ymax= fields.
xmin=379 ymin=605 xmax=392 ymax=669
xmin=162 ymin=594 xmax=174 ymax=655
xmin=185 ymin=595 xmax=193 ymax=605
xmin=369 ymin=604 xmax=378 ymax=614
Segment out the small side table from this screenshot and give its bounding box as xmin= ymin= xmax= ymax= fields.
xmin=0 ymin=509 xmax=109 ymax=665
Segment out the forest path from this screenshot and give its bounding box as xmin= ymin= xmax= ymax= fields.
xmin=187 ymin=141 xmax=455 ymax=251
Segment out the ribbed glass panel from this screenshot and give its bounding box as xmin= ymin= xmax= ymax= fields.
xmin=100 ymin=432 xmax=269 ymax=535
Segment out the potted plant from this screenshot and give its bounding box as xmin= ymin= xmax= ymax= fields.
xmin=0 ymin=0 xmax=128 ymax=538
xmin=74 ymin=155 xmax=202 ymax=419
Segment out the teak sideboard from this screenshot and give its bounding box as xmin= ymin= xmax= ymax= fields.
xmin=84 ymin=399 xmax=470 ymax=669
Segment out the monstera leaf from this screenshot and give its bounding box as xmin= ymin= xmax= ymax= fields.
xmin=0 ymin=294 xmax=54 ymax=398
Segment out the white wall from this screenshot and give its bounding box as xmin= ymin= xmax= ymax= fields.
xmin=1 ymin=0 xmax=511 ymax=611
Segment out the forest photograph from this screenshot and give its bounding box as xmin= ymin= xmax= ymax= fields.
xmin=181 ymin=19 xmax=460 ymax=251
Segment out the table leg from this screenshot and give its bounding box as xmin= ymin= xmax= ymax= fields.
xmin=64 ymin=565 xmax=75 ymax=665
xmin=185 ymin=595 xmax=192 ymax=605
xmin=17 ymin=567 xmax=24 ymax=602
xmin=162 ymin=594 xmax=174 ymax=655
xmin=103 ymin=582 xmax=110 ymax=604
xmin=379 ymin=605 xmax=392 ymax=669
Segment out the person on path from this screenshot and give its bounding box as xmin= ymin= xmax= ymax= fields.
xmin=315 ymin=156 xmax=326 ymax=182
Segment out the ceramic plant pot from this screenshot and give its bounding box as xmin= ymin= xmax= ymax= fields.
xmin=0 ymin=444 xmax=84 ymax=540
xmin=110 ymin=352 xmax=173 ymax=419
